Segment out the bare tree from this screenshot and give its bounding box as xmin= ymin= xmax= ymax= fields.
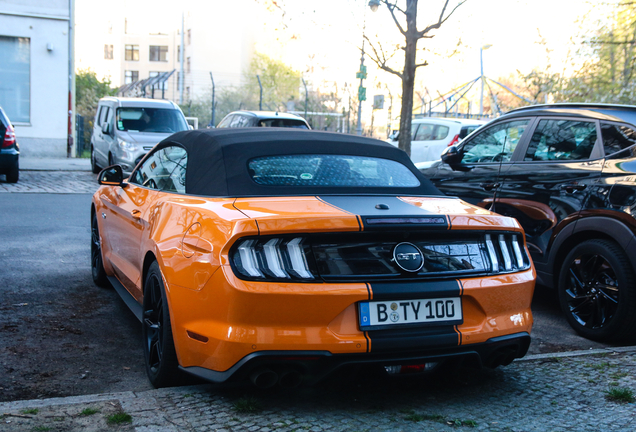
xmin=365 ymin=0 xmax=466 ymax=156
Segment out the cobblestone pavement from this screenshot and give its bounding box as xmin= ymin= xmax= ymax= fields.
xmin=0 ymin=171 xmax=98 ymax=194
xmin=1 ymin=349 xmax=635 ymax=432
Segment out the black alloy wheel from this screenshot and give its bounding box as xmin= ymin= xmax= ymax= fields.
xmin=558 ymin=239 xmax=636 ymax=343
xmin=91 ymin=147 xmax=100 ymax=174
xmin=91 ymin=212 xmax=109 ymax=287
xmin=142 ymin=261 xmax=180 ymax=388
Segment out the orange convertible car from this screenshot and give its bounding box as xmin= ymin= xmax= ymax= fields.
xmin=91 ymin=129 xmax=535 ymax=388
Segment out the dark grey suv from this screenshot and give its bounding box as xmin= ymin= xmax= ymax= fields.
xmin=420 ymin=103 xmax=636 ymax=343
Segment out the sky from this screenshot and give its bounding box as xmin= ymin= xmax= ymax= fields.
xmin=75 ymin=0 xmax=616 ymax=116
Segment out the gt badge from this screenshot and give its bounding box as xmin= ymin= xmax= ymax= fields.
xmin=393 ymin=242 xmax=424 ymax=272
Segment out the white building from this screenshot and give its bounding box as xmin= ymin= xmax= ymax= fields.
xmin=75 ymin=0 xmax=256 ymax=107
xmin=0 ymin=0 xmax=73 ymax=157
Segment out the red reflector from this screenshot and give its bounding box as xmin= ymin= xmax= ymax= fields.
xmin=2 ymin=126 xmax=16 ymax=148
xmin=186 ymin=330 xmax=209 ymax=343
xmin=447 ymin=134 xmax=460 ymax=147
xmin=400 ymin=364 xmax=427 ymax=374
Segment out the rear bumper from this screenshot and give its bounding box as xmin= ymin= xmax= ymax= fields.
xmin=180 ymin=332 xmax=531 ymax=383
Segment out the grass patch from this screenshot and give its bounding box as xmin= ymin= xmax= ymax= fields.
xmin=31 ymin=427 xmax=51 ymax=432
xmin=591 ymin=361 xmax=613 ymax=370
xmin=405 ymin=413 xmax=425 ymax=422
xmin=605 ymin=387 xmax=635 ymax=403
xmin=22 ymin=408 xmax=38 ymax=415
xmin=106 ymin=411 xmax=133 ymax=425
xmin=79 ymin=408 xmax=99 ymax=416
xmin=232 ymin=396 xmax=262 ymax=414
xmin=611 ymin=372 xmax=628 ymax=379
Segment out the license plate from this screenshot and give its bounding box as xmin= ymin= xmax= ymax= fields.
xmin=358 ymin=297 xmax=462 ymax=330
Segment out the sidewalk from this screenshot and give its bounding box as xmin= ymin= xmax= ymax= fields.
xmin=1 ymin=347 xmax=635 ymax=432
xmin=19 ymin=155 xmax=92 ymax=172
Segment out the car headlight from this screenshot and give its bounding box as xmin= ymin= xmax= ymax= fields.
xmin=117 ymin=138 xmax=137 ymax=151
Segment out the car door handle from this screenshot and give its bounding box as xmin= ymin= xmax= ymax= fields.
xmin=559 ymin=184 xmax=587 ymax=193
xmin=480 ymin=182 xmax=500 ymax=191
xmin=131 ymin=209 xmax=141 ymax=219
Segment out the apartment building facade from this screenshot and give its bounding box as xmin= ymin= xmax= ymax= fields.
xmin=0 ymin=0 xmax=73 ymax=157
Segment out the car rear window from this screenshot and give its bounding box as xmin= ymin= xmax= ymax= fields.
xmin=116 ymin=108 xmax=188 ymax=133
xmin=257 ymin=119 xmax=309 ymax=129
xmin=460 ymin=125 xmax=480 ymax=139
xmin=248 ymin=154 xmax=420 ymax=187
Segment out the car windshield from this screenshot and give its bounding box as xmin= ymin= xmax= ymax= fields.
xmin=116 ymin=108 xmax=189 ymax=133
xmin=248 ymin=154 xmax=420 ymax=187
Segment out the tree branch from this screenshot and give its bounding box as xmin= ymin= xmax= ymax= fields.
xmin=364 ymin=35 xmax=404 ymax=79
xmin=380 ymin=0 xmax=406 ymax=36
xmin=415 ymin=61 xmax=429 ymax=69
xmin=417 ymin=0 xmax=468 ymax=38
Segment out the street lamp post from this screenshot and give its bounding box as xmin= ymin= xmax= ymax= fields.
xmin=479 ymin=44 xmax=492 ymax=116
xmin=355 ymin=0 xmax=380 ymax=136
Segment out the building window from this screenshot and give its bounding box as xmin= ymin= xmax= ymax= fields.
xmin=104 ymin=44 xmax=113 ymax=60
xmin=0 ymin=36 xmax=30 ymax=122
xmin=125 ymin=44 xmax=139 ymax=61
xmin=186 ymin=57 xmax=191 ymax=73
xmin=125 ymin=70 xmax=139 ymax=84
xmin=187 ymin=29 xmax=191 ymax=45
xmin=149 ymin=71 xmax=166 ymax=91
xmin=149 ymin=45 xmax=168 ymax=62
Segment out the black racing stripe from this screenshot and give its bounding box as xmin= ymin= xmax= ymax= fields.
xmin=363 ymin=331 xmax=370 ymax=352
xmin=316 ymin=196 xmax=355 ymax=215
xmin=370 ymin=280 xmax=460 ymax=301
xmin=254 ymin=219 xmax=260 ymax=235
xmin=366 ymin=280 xmax=463 ymax=352
xmin=319 ymin=195 xmax=434 ymax=216
xmin=456 ymin=325 xmax=462 ymax=345
xmin=365 ymin=283 xmax=372 ymax=300
xmin=458 ymin=279 xmax=464 ymax=296
xmin=356 ymin=215 xmax=363 ymax=231
xmin=318 ymin=196 xmax=449 ymax=231
xmin=369 ymin=325 xmax=460 ymax=353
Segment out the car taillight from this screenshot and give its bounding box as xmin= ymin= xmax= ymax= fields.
xmin=231 ymin=236 xmax=315 ymax=281
xmin=2 ymin=125 xmax=16 ymax=148
xmin=447 ymin=134 xmax=460 ymax=147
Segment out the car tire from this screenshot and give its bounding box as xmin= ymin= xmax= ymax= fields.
xmin=5 ymin=161 xmax=18 ymax=183
xmin=558 ymin=239 xmax=636 ymax=343
xmin=91 ymin=212 xmax=110 ymax=288
xmin=91 ymin=147 xmax=100 ymax=174
xmin=143 ymin=261 xmax=180 ymax=388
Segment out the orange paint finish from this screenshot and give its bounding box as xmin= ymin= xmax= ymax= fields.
xmin=233 ymin=197 xmax=361 ymax=234
xmin=168 ymin=267 xmax=370 ymax=372
xmin=458 ymin=269 xmax=535 ymax=345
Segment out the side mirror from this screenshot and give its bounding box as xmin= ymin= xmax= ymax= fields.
xmin=441 ymin=145 xmax=462 ymax=165
xmin=441 ymin=145 xmax=473 ymax=172
xmin=98 ymin=165 xmax=124 ymax=186
xmin=101 ymin=122 xmax=110 ymax=135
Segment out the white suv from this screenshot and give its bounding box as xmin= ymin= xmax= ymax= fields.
xmin=90 ymin=97 xmax=189 ymax=174
xmin=389 ymin=118 xmax=485 ymax=163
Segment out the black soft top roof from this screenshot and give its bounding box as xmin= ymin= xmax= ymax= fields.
xmin=152 ymin=128 xmax=442 ymax=197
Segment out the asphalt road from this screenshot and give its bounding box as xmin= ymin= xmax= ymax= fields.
xmin=0 ymin=192 xmax=619 ymax=402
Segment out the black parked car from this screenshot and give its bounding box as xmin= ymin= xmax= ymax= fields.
xmin=0 ymin=106 xmax=19 ymax=183
xmin=419 ymin=103 xmax=636 ymax=343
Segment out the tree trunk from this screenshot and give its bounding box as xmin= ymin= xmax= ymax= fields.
xmin=397 ymin=0 xmax=418 ymax=157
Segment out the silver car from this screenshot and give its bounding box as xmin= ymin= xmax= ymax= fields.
xmin=90 ymin=97 xmax=189 ymax=174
